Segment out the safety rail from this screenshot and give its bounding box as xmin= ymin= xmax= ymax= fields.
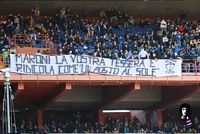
xmin=13 ymin=34 xmax=51 ymax=48
xmin=182 ymin=60 xmax=200 ymax=75
xmin=12 ymin=34 xmax=57 ymax=54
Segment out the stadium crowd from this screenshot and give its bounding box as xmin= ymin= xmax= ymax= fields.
xmin=0 ymin=7 xmax=200 ymax=60
xmin=15 ymin=112 xmax=200 ymax=133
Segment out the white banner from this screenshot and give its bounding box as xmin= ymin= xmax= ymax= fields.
xmin=10 ymin=54 xmax=182 ymax=77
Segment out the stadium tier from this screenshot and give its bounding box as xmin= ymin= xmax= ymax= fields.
xmin=0 ymin=0 xmax=199 ymax=134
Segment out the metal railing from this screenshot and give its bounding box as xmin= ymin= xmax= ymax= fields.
xmin=13 ymin=34 xmax=51 ymax=48
xmin=182 ymin=61 xmax=200 ymax=75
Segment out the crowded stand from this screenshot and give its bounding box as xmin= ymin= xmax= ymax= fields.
xmin=0 ymin=5 xmax=200 ymax=134
xmin=0 ymin=7 xmax=200 ymax=60
xmin=15 ymin=112 xmax=200 ymax=133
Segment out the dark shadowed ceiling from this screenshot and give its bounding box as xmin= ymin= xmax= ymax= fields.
xmin=0 ymin=0 xmax=199 ymax=17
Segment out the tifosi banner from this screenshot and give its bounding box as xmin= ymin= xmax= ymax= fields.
xmin=10 ymin=54 xmax=182 ymax=76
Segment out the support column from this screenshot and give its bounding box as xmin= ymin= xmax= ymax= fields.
xmin=146 ymin=112 xmax=151 ymax=129
xmin=14 ymin=82 xmax=24 ymax=97
xmin=37 ymin=110 xmax=43 ymax=129
xmin=156 ymin=109 xmax=163 ymax=129
xmin=98 ymin=110 xmax=105 ymax=123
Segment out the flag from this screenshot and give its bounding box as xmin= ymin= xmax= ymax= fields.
xmin=124 ymin=51 xmax=132 ymax=64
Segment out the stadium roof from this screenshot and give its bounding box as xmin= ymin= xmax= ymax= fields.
xmin=0 ymin=0 xmax=199 ymax=17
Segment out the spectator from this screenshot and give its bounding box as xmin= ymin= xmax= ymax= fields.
xmin=138 ymin=48 xmax=149 ymax=59
xmin=60 ymin=7 xmax=66 ymax=19
xmin=0 ymin=7 xmax=199 ymax=62
xmin=160 ymin=19 xmax=167 ymax=30
xmin=32 ymin=6 xmax=40 ymax=24
xmin=13 ymin=112 xmax=200 ymax=133
xmin=180 ymin=10 xmax=187 ymax=20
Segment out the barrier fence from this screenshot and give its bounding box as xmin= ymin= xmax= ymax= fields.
xmin=13 ymin=34 xmax=51 ymax=48
xmin=182 ymin=60 xmax=200 ymax=75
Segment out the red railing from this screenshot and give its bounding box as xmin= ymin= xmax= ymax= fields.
xmin=182 ymin=60 xmax=200 ymax=76
xmin=13 ymin=34 xmax=50 ymax=48
xmin=12 ymin=34 xmax=57 ymax=54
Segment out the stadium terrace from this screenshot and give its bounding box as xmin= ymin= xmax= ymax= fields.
xmin=0 ymin=1 xmax=199 ymax=134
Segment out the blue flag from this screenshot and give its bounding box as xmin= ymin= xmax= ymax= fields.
xmin=124 ymin=51 xmax=132 ymax=64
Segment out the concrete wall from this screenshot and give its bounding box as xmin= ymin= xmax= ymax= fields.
xmin=121 ymin=86 xmax=162 ymax=102
xmin=56 ymin=85 xmax=102 ymax=102
xmin=0 ymin=0 xmax=199 ymax=17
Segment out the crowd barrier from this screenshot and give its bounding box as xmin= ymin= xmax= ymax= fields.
xmin=13 ymin=34 xmax=51 ymax=48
